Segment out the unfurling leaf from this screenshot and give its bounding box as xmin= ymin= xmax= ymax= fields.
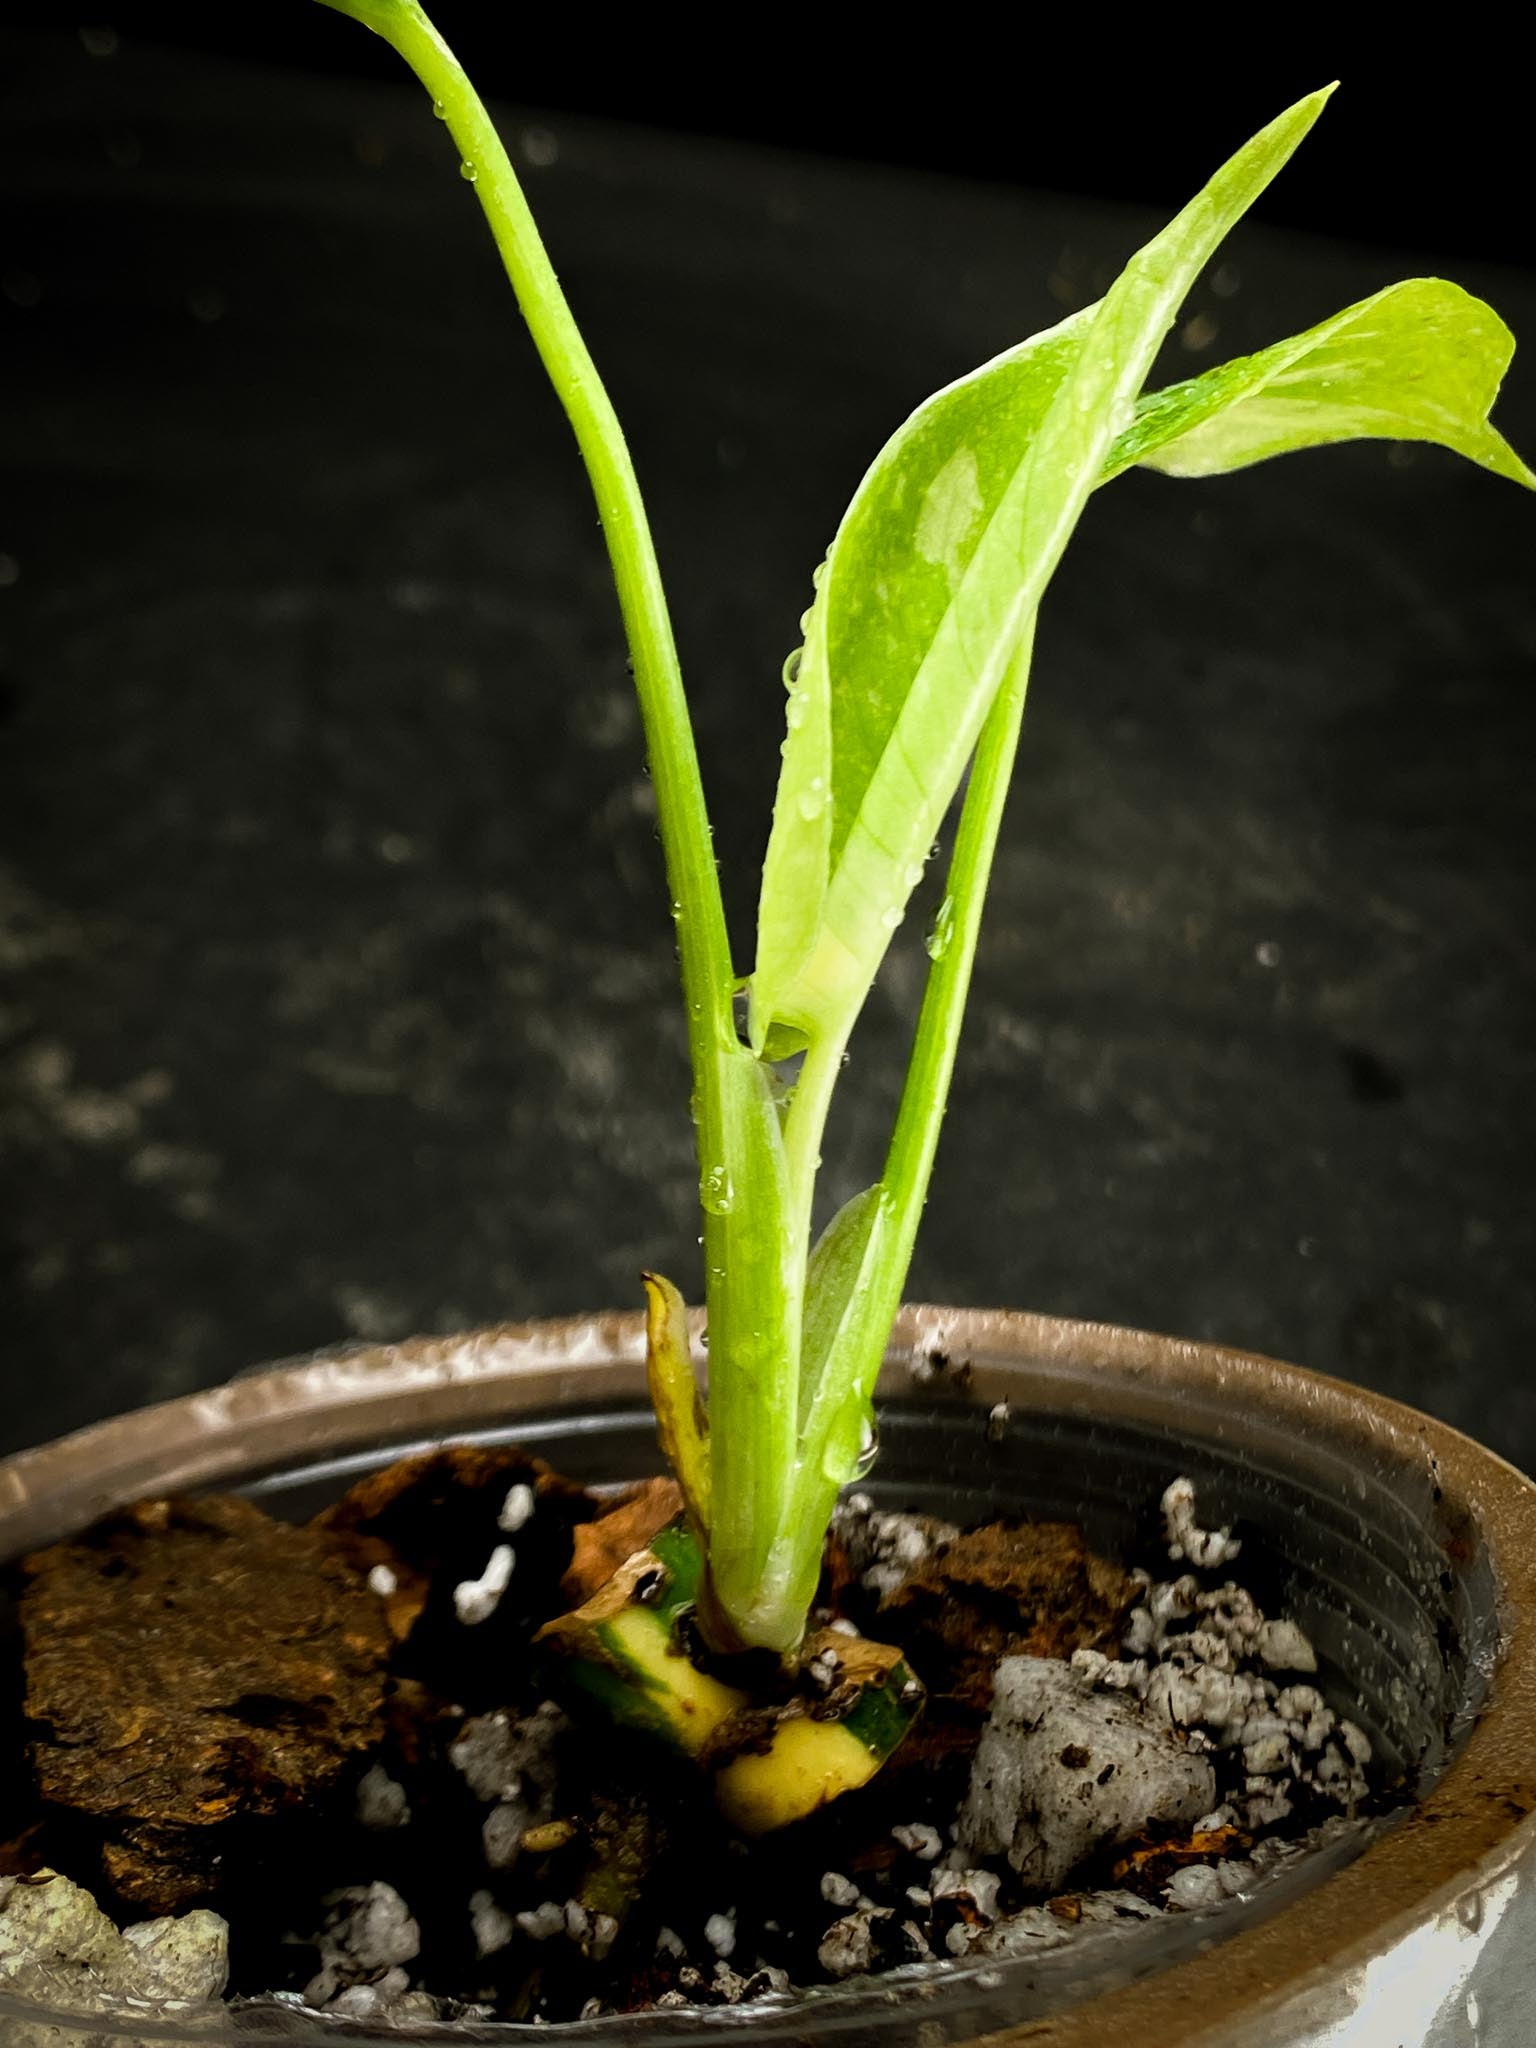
xmin=749 ymin=312 xmax=1089 ymax=1053
xmin=751 ymin=88 xmax=1336 ymax=1055
xmin=1109 ymin=278 xmax=1535 ymax=487
xmin=799 ymin=1184 xmax=890 ymax=1429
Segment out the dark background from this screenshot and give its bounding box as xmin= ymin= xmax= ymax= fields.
xmin=11 ymin=10 xmax=1536 ymax=264
xmin=1 ymin=18 xmax=1533 ymax=1465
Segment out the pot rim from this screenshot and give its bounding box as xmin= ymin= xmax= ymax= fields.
xmin=2 ymin=1304 xmax=1534 ymax=2048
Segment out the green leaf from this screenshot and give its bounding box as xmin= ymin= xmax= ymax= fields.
xmin=751 ymin=86 xmax=1335 ymax=1053
xmin=1107 ymin=278 xmax=1536 ymax=487
xmin=798 ymin=1184 xmax=889 ymax=1429
xmin=749 ymin=312 xmax=1095 ymax=1053
xmin=778 ymin=1183 xmax=896 ymax=1639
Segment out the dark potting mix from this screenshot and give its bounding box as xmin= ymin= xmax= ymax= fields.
xmin=0 ymin=1442 xmax=1387 ymax=2030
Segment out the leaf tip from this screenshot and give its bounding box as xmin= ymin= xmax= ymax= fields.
xmin=643 ymin=1269 xmax=710 ymax=1537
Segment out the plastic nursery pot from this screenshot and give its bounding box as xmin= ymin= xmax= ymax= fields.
xmin=2 ymin=1308 xmax=1535 ymax=2048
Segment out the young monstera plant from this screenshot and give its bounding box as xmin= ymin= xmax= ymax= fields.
xmin=318 ymin=1 xmax=1532 ymax=1821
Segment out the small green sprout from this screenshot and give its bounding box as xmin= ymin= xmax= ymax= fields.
xmin=317 ymin=2 xmax=1532 ymax=1661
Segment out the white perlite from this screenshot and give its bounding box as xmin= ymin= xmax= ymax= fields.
xmin=817 ymin=1913 xmax=877 ymax=1979
xmin=1071 ymin=1481 xmax=1372 ymax=1833
xmin=329 ymin=1972 xmax=441 ymax=2023
xmin=303 ymin=1883 xmax=421 ymax=2009
xmin=973 ymin=1887 xmax=1162 ymax=1959
xmin=930 ymin=1867 xmax=1004 ymax=1954
xmin=453 ymin=1543 xmax=516 ymax=1624
xmin=816 ymin=1908 xmax=930 ymax=1978
xmin=891 ymin=1821 xmax=944 ymax=1861
xmin=469 ymin=1889 xmax=517 ymax=1958
xmin=703 ymin=1910 xmax=737 ymax=1958
xmin=499 ymin=1482 xmax=536 ymax=1534
xmin=0 ymin=1868 xmax=228 ymax=2037
xmin=1161 ymin=1476 xmax=1241 ymax=1568
xmin=452 ymin=1704 xmax=566 ymax=1871
xmin=829 ymin=1494 xmax=958 ymax=1601
xmin=483 ymin=1803 xmax=527 ymax=1871
xmin=355 ymin=1762 xmax=412 ymax=1830
xmin=516 ymin=1901 xmax=566 ymax=1942
xmin=1165 ymin=1863 xmax=1226 ymax=1909
xmin=451 ymin=1700 xmax=566 ymax=1812
xmin=958 ymin=1655 xmax=1216 ymax=1891
xmin=509 ymin=1899 xmax=615 ymax=1961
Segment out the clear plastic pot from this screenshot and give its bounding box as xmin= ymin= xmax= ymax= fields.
xmin=2 ymin=1305 xmax=1533 ymax=2046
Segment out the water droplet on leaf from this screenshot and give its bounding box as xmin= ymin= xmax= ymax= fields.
xmin=926 ymin=896 xmax=955 ymax=961
xmin=700 ymin=1165 xmax=735 ymax=1216
xmin=781 ymin=648 xmax=802 ymax=688
xmin=460 ymin=160 xmax=478 ymax=183
xmin=880 ymin=905 xmax=904 ymax=932
xmin=796 ymin=776 xmax=827 ymax=822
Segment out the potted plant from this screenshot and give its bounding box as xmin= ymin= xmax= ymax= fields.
xmin=2 ymin=4 xmax=1534 ymax=2042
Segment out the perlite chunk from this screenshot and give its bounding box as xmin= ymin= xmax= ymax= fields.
xmin=0 ymin=1868 xmax=228 ymax=2045
xmin=958 ymin=1656 xmax=1215 ymax=1891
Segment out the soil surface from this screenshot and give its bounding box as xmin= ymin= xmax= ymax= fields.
xmin=2 ymin=1452 xmax=1386 ymax=2026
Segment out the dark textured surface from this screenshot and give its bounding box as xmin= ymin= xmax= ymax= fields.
xmin=1 ymin=35 xmax=1533 ymax=1467
xmin=19 ymin=1491 xmax=391 ymax=1912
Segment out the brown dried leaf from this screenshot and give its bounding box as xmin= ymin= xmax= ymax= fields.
xmin=561 ymin=1477 xmax=683 ymax=1604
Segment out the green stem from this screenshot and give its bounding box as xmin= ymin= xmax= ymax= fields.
xmin=319 ymin=0 xmax=737 ymax=1075
xmin=320 ymin=0 xmax=806 ymax=1657
xmin=780 ymin=1020 xmax=853 ymax=1268
xmin=874 ymin=617 xmax=1038 ymax=1328
xmin=776 ymin=623 xmax=1036 ymax=1604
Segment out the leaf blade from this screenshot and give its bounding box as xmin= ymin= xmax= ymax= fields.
xmin=1107 ymin=278 xmax=1535 ymax=487
xmin=798 ymin=1183 xmax=889 ymax=1430
xmin=753 ymin=86 xmax=1337 ymax=1047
